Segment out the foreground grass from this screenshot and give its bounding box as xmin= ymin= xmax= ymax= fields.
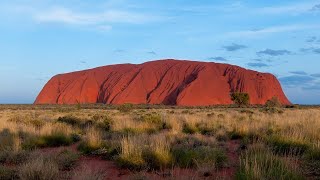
xmin=0 ymin=105 xmax=319 ymax=179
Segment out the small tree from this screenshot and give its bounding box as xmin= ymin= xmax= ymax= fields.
xmin=265 ymin=96 xmax=282 ymax=108
xmin=230 ymin=92 xmax=250 ymax=107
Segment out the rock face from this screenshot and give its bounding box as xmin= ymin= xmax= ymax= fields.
xmin=35 ymin=59 xmax=290 ymax=105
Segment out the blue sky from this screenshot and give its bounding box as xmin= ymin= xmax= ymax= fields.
xmin=0 ymin=0 xmax=320 ymax=104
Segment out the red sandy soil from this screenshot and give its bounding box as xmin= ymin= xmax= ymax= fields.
xmin=35 ymin=140 xmax=241 ymax=180
xmin=35 ymin=59 xmax=290 ymax=106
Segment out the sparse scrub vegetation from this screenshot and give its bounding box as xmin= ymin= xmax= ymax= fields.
xmin=231 ymin=92 xmax=250 ymax=107
xmin=0 ymin=105 xmax=319 ymax=179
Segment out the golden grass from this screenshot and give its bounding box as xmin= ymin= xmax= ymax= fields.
xmin=0 ymin=106 xmax=320 ymax=179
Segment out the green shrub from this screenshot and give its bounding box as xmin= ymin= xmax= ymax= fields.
xmin=182 ymin=123 xmax=198 ymax=134
xmin=116 ymin=155 xmax=146 ymax=170
xmin=230 ymin=92 xmax=250 ymax=107
xmin=57 ymin=115 xmax=81 ymax=126
xmin=77 ymin=141 xmax=101 ymax=155
xmin=261 ymin=107 xmax=284 ymax=114
xmin=236 ymin=145 xmax=303 ymax=180
xmin=207 ymin=112 xmax=215 ymax=117
xmin=142 ymin=149 xmax=172 ymax=170
xmin=22 ymin=133 xmax=74 ymax=150
xmin=0 ymin=150 xmax=30 ymax=165
xmin=265 ymin=97 xmax=282 ymax=108
xmin=91 ymin=146 xmax=119 ymax=160
xmin=229 ymin=130 xmax=246 ymax=140
xmin=172 ymin=146 xmax=226 ymax=168
xmin=41 ymin=133 xmax=73 ymax=147
xmin=54 ymin=150 xmax=79 ymax=170
xmin=94 ymin=115 xmax=113 ymax=132
xmin=22 ymin=135 xmax=46 ymax=150
xmin=117 ymin=103 xmax=134 ymax=113
xmin=196 ymin=123 xmax=216 ymax=135
xmin=0 ymin=165 xmax=17 ymax=180
xmin=0 ymin=129 xmax=18 ymax=151
xmin=267 ymin=136 xmax=309 ymax=156
xmin=18 ymin=155 xmax=59 ymax=180
xmin=303 ymin=148 xmax=320 ymax=177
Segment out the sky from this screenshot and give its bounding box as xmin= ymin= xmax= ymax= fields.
xmin=0 ymin=0 xmax=320 ymax=104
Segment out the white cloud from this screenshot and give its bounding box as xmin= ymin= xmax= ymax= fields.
xmin=257 ymin=2 xmax=315 ymax=15
xmin=33 ymin=7 xmax=159 ymax=25
xmin=0 ymin=2 xmax=164 ymax=31
xmin=226 ymin=24 xmax=320 ymax=38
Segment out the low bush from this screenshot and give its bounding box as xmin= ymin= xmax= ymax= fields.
xmin=265 ymin=97 xmax=282 ymax=108
xmin=0 ymin=165 xmax=17 ymax=180
xmin=0 ymin=129 xmax=20 ymax=151
xmin=236 ymin=144 xmax=303 ymax=180
xmin=267 ymin=136 xmax=309 ymax=156
xmin=0 ymin=150 xmax=30 ymax=165
xmin=41 ymin=133 xmax=73 ymax=147
xmin=171 ymin=136 xmax=225 ymax=168
xmin=116 ymin=136 xmax=146 ymax=170
xmin=261 ymin=107 xmax=284 ymax=114
xmin=196 ymin=122 xmax=216 ymax=136
xmin=22 ymin=132 xmax=75 ymax=150
xmin=18 ymin=155 xmax=60 ymax=180
xmin=57 ymin=115 xmax=81 ymax=126
xmin=229 ymin=130 xmax=246 ymax=140
xmin=182 ymin=123 xmax=199 ymax=134
xmin=91 ymin=146 xmax=119 ymax=160
xmin=55 ymin=150 xmax=79 ymax=170
xmin=117 ymin=103 xmax=134 ymax=113
xmin=303 ymin=148 xmax=320 ymax=177
xmin=172 ymin=146 xmax=226 ymax=168
xmin=142 ymin=149 xmax=172 ymax=170
xmin=95 ymin=116 xmax=113 ymax=132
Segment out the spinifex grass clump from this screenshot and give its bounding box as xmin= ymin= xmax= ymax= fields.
xmin=18 ymin=154 xmax=60 ymax=180
xmin=0 ymin=165 xmax=17 ymax=180
xmin=54 ymin=150 xmax=79 ymax=171
xmin=93 ymin=114 xmax=113 ymax=132
xmin=117 ymin=136 xmax=146 ymax=170
xmin=117 ymin=135 xmax=172 ymax=170
xmin=267 ymin=136 xmax=310 ymax=156
xmin=137 ymin=113 xmax=172 ymax=131
xmin=303 ymin=148 xmax=320 ymax=177
xmin=22 ymin=131 xmax=75 ymax=150
xmin=0 ymin=129 xmax=21 ymax=152
xmin=236 ymin=144 xmax=303 ymax=180
xmin=78 ymin=128 xmax=103 ymax=154
xmin=172 ymin=136 xmax=226 ymax=169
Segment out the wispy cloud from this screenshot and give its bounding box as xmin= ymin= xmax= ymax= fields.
xmin=279 ymin=75 xmax=315 ymax=87
xmin=306 ymin=36 xmax=317 ymax=43
xmin=222 ymin=43 xmax=247 ymax=51
xmin=147 ymin=51 xmax=157 ymax=55
xmin=300 ymin=47 xmax=320 ymax=54
xmin=2 ymin=3 xmax=164 ymax=31
xmin=226 ymin=24 xmax=320 ymax=38
xmin=290 ymin=71 xmax=308 ymax=75
xmin=114 ymin=49 xmax=126 ymax=53
xmin=311 ymin=4 xmax=320 ymax=12
xmin=207 ymin=57 xmax=228 ymax=62
xmin=311 ymin=73 xmax=320 ymax=77
xmin=257 ymin=49 xmax=292 ymax=56
xmin=33 ymin=7 xmax=159 ymax=25
xmin=247 ymin=62 xmax=269 ymax=68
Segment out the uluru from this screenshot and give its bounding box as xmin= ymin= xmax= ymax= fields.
xmin=34 ymin=59 xmax=290 ymax=106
